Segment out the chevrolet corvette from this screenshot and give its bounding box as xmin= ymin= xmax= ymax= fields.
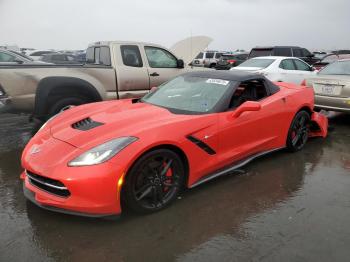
xmin=21 ymin=71 xmax=328 ymax=217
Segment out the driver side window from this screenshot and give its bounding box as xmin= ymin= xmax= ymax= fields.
xmin=145 ymin=46 xmax=178 ymax=68
xmin=228 ymin=79 xmax=268 ymax=109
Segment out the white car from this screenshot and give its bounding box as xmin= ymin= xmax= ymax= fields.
xmin=231 ymin=56 xmax=316 ymax=84
xmin=28 ymin=50 xmax=55 ymax=61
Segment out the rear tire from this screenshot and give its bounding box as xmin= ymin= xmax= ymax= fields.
xmin=123 ymin=149 xmax=185 ymax=214
xmin=286 ymin=110 xmax=310 ymax=152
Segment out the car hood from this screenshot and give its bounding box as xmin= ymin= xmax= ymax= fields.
xmin=170 ymin=36 xmax=213 ymax=65
xmin=49 ymin=100 xmax=203 ymax=150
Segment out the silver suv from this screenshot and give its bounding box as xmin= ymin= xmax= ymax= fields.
xmin=192 ymin=51 xmax=224 ymax=68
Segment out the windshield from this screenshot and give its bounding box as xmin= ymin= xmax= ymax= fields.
xmin=142 ymin=75 xmax=234 ymax=114
xmin=318 ymin=60 xmax=350 ymax=75
xmin=249 ymin=49 xmax=272 ymax=58
xmin=237 ymin=58 xmax=275 ymax=68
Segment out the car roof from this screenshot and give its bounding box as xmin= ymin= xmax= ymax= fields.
xmin=251 ymin=46 xmax=301 ymax=49
xmin=250 ymin=56 xmax=281 ymax=59
xmin=182 ymin=70 xmax=266 ymax=82
xmin=250 ymin=56 xmax=302 ymax=60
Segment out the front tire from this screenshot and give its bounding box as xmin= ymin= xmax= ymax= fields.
xmin=48 ymin=97 xmax=87 ymax=118
xmin=286 ymin=110 xmax=310 ymax=152
xmin=123 ymin=149 xmax=185 ymax=214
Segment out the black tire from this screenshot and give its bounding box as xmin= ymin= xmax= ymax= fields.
xmin=123 ymin=149 xmax=185 ymax=214
xmin=48 ymin=97 xmax=87 ymax=118
xmin=286 ymin=110 xmax=310 ymax=152
xmin=209 ymin=63 xmax=216 ymax=68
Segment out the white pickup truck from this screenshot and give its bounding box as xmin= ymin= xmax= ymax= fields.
xmin=0 ymin=37 xmax=212 ymax=120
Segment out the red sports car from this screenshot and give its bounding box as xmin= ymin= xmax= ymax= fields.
xmin=20 ymin=71 xmax=328 ymax=217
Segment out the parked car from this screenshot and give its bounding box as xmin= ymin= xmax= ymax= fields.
xmin=331 ymin=50 xmax=350 ymax=55
xmin=28 ymin=50 xmax=55 ymax=60
xmin=0 ymin=39 xmax=209 ymax=120
xmin=20 ymin=70 xmax=327 ymax=217
xmin=74 ymin=52 xmax=86 ymax=63
xmin=231 ymin=56 xmax=316 ymax=84
xmin=192 ymin=51 xmax=224 ymax=68
xmin=40 ymin=53 xmax=81 ymax=64
xmin=0 ymin=48 xmax=44 ymax=65
xmin=313 ymin=54 xmax=350 ymax=70
xmin=313 ymin=51 xmax=328 ymax=60
xmin=248 ymin=46 xmax=320 ymax=65
xmin=215 ymin=53 xmax=248 ymax=70
xmin=303 ymin=59 xmax=350 ymax=113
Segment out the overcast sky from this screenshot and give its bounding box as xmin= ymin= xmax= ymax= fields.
xmin=0 ymin=0 xmax=349 ymax=51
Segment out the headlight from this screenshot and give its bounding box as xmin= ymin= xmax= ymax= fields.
xmin=68 ymin=137 xmax=138 ymax=167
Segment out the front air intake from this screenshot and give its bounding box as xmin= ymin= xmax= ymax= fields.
xmin=71 ymin=117 xmax=104 ymax=131
xmin=26 ymin=170 xmax=71 ymax=198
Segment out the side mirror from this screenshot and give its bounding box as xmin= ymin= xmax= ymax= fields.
xmin=232 ymin=101 xmax=261 ymax=118
xmin=177 ymin=59 xmax=184 ymax=68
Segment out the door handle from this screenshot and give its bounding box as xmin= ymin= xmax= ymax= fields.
xmin=150 ymin=72 xmax=159 ymax=77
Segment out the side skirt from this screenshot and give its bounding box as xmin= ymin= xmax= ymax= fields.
xmin=189 ymin=147 xmax=284 ymax=188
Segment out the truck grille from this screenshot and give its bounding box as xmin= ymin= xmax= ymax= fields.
xmin=71 ymin=117 xmax=104 ymax=131
xmin=26 ymin=170 xmax=71 ymax=197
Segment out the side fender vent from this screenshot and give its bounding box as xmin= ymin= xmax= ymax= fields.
xmin=187 ymin=135 xmax=216 ymax=155
xmin=72 ymin=117 xmax=104 ymax=131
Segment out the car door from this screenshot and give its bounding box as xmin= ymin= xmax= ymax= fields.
xmin=144 ymin=46 xmax=185 ymax=87
xmin=278 ymin=58 xmax=301 ymax=83
xmin=292 ymin=59 xmax=315 ymax=84
xmin=114 ymin=44 xmax=150 ymax=95
xmin=216 ymin=79 xmax=286 ymax=168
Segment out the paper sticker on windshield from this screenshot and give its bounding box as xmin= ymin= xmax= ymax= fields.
xmin=206 ymin=79 xmax=229 ymax=86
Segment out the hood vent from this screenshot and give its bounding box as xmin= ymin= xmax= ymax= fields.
xmin=71 ymin=117 xmax=104 ymax=131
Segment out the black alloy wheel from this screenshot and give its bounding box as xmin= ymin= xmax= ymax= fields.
xmin=123 ymin=149 xmax=185 ymax=214
xmin=287 ymin=110 xmax=310 ymax=152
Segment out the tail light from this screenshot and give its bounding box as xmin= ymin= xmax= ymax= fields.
xmin=301 ymin=79 xmax=312 ymax=88
xmin=228 ymin=59 xmax=236 ymax=64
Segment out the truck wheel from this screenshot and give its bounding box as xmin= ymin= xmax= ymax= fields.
xmin=48 ymin=97 xmax=87 ymax=118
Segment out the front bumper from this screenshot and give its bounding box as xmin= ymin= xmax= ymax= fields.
xmin=21 ymin=161 xmax=124 ymax=217
xmin=23 ymin=184 xmax=118 ymax=218
xmin=315 ymin=95 xmax=350 ymax=113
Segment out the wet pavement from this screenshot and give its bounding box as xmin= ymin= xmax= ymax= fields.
xmin=0 ymin=112 xmax=349 ymax=262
